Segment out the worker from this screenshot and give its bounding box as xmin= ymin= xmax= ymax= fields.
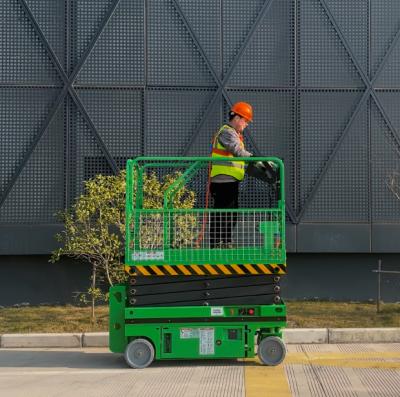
xmin=209 ymin=101 xmax=253 ymax=248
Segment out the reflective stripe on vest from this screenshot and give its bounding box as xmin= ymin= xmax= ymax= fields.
xmin=210 ymin=125 xmax=245 ymax=181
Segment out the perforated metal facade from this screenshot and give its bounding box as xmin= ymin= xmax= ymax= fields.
xmin=1 ymin=0 xmax=400 ymax=254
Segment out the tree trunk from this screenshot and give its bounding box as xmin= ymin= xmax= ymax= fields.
xmin=105 ymin=261 xmax=113 ymax=287
xmin=91 ymin=264 xmax=96 ymax=322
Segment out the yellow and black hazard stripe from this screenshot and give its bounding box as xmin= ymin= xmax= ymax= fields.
xmin=125 ymin=263 xmax=286 ymax=276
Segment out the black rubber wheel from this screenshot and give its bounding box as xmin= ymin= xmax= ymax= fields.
xmin=257 ymin=336 xmax=286 ymax=366
xmin=124 ymin=338 xmax=155 ymax=369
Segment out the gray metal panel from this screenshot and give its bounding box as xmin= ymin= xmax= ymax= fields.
xmin=228 ymin=0 xmax=294 ymax=87
xmin=0 ymin=225 xmax=62 ymax=254
xmin=25 ymin=0 xmax=67 ymax=70
xmin=0 ymin=1 xmax=61 ymax=85
xmin=73 ymin=0 xmax=113 ymax=69
xmin=145 ymin=88 xmax=216 ymax=155
xmin=147 ymin=0 xmax=214 ymax=86
xmin=324 ymin=0 xmax=369 ymax=78
xmin=301 ymin=94 xmax=369 ymax=222
xmin=298 ymin=90 xmax=365 ymax=219
xmin=2 ymin=253 xmax=400 ymax=303
xmin=372 ymin=224 xmax=400 ymax=252
xmin=185 ymin=98 xmax=222 ymax=156
xmin=176 ymin=0 xmax=221 ymax=79
xmin=286 ymin=223 xmax=296 ymax=253
xmin=0 ymin=100 xmax=65 ymax=223
xmin=223 ymin=0 xmax=264 ymax=77
xmin=371 ymin=0 xmax=400 ymax=84
xmin=71 ymin=100 xmax=113 ymax=197
xmin=299 ymin=0 xmax=363 ymax=87
xmin=297 ymin=224 xmax=370 ymax=252
xmin=1 ymin=0 xmax=400 ymax=254
xmin=76 ymin=0 xmax=145 ymax=85
xmin=374 ymin=44 xmax=400 ymax=88
xmin=0 ymin=88 xmax=61 ymax=194
xmin=370 ymin=98 xmax=400 ymax=221
xmin=76 ymin=88 xmax=143 ymax=158
xmin=0 ymin=255 xmax=91 ymax=305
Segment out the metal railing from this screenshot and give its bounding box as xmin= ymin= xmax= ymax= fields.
xmin=125 ymin=157 xmax=285 ymax=267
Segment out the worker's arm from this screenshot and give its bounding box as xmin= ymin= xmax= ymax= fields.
xmin=218 ymin=128 xmax=252 ymax=157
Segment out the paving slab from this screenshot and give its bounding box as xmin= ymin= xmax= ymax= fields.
xmin=0 ymin=344 xmax=399 ymax=397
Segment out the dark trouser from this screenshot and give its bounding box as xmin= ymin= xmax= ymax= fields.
xmin=210 ymin=181 xmax=239 ymax=248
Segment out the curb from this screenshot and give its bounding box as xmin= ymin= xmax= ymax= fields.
xmin=1 ymin=329 xmax=400 ymax=348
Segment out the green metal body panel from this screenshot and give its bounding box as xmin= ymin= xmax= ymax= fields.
xmin=109 ymin=285 xmax=127 ymax=353
xmin=110 ymin=292 xmax=286 ymax=359
xmin=124 ymin=304 xmax=286 ymax=319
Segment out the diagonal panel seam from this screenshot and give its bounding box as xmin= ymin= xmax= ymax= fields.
xmin=175 ymin=0 xmax=296 ymax=223
xmin=18 ymin=0 xmax=67 ymax=84
xmin=182 ymin=0 xmax=276 ymax=156
xmin=297 ymin=0 xmax=400 ymax=222
xmin=0 ymin=0 xmax=121 ymax=209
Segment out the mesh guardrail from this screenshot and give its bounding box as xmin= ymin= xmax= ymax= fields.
xmin=126 ymin=157 xmax=285 ymax=267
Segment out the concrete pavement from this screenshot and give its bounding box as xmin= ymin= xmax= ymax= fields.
xmin=0 ymin=344 xmax=400 ymax=397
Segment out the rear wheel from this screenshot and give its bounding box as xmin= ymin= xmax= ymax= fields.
xmin=257 ymin=336 xmax=286 ymax=366
xmin=124 ymin=338 xmax=155 ymax=369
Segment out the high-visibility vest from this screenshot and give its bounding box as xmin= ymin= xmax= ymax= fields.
xmin=210 ymin=125 xmax=245 ymax=181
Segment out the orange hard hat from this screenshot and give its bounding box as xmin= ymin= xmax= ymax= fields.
xmin=231 ymin=102 xmax=253 ymax=122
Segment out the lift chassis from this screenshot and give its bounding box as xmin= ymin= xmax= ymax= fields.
xmin=109 ymin=157 xmax=287 ymax=368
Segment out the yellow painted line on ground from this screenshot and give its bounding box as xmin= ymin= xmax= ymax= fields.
xmin=244 ymin=359 xmax=292 ymax=397
xmin=244 ymin=350 xmax=400 ymax=396
xmin=285 ymin=351 xmax=400 ymax=369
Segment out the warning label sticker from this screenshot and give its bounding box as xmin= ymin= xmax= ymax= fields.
xmin=180 ymin=328 xmax=199 ymax=339
xmin=210 ymin=307 xmax=224 ymax=316
xmin=199 ymin=328 xmax=214 ymax=355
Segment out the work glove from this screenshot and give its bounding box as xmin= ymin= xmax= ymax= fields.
xmin=255 ymin=161 xmax=277 ymax=174
xmin=246 ymin=159 xmax=278 ymax=183
xmin=266 ymin=160 xmax=277 ymax=169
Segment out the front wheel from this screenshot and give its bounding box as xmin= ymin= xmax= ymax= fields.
xmin=257 ymin=336 xmax=286 ymax=366
xmin=124 ymin=338 xmax=155 ymax=369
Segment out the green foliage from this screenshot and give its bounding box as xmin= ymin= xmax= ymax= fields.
xmin=51 ymin=172 xmax=127 ymax=312
xmin=137 ymin=172 xmax=197 ymax=249
xmin=51 ymin=169 xmax=197 ymax=312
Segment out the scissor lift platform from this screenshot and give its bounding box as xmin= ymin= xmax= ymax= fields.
xmin=109 ymin=157 xmax=287 ymax=368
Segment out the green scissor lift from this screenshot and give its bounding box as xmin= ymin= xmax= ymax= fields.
xmin=110 ymin=157 xmax=287 ymax=368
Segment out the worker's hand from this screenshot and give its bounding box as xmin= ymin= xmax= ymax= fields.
xmin=267 ymin=161 xmax=277 ymax=169
xmin=255 ymin=161 xmax=266 ymax=169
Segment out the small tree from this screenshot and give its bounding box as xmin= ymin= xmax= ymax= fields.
xmin=51 ymin=169 xmax=196 ymax=320
xmin=51 ymin=172 xmax=127 ymax=320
